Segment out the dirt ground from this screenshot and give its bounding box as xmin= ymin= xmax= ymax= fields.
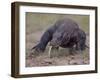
xmin=25 ymin=13 xmax=89 ymax=67
xmin=26 ymin=48 xmax=89 ymax=67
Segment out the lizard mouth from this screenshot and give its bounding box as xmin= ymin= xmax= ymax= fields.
xmin=49 ymin=41 xmax=60 ymax=47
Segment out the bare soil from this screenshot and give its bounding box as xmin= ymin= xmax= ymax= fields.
xmin=26 ymin=47 xmax=89 ymax=67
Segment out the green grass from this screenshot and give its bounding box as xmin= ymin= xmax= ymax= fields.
xmin=26 ymin=12 xmax=89 ymax=34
